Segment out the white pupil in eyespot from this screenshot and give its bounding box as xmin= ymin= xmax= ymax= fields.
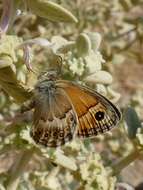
xmin=95 ymin=111 xmax=105 ymax=121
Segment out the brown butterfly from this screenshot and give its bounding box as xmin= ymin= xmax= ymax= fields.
xmin=21 ymin=70 xmax=121 ymax=147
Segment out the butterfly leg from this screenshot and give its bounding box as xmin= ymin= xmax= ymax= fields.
xmin=21 ymin=99 xmax=35 ymax=113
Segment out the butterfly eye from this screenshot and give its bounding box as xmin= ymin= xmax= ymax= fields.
xmin=95 ymin=111 xmax=105 ymax=121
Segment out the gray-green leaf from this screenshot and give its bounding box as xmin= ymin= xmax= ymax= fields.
xmin=76 ymin=33 xmax=91 ymax=57
xmin=26 ymin=0 xmax=78 ymax=23
xmin=124 ymin=107 xmax=142 ymax=139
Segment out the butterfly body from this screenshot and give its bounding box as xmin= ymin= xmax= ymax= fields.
xmin=22 ymin=70 xmax=121 ymax=147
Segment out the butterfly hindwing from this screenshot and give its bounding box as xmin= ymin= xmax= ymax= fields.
xmin=31 ymin=86 xmax=77 ymax=147
xmin=56 ymin=80 xmax=121 ymax=138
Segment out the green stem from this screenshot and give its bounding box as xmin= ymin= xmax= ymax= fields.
xmin=6 ymin=147 xmax=35 ymax=190
xmin=110 ymin=149 xmax=140 ymax=176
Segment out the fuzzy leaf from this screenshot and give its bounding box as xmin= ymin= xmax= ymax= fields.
xmin=0 ymin=35 xmax=22 ymax=62
xmin=27 ymin=0 xmax=78 ymax=23
xmin=84 ymin=71 xmax=113 ymax=84
xmin=87 ymin=32 xmax=102 ymax=51
xmin=0 ymin=64 xmax=32 ymax=103
xmin=124 ymin=107 xmax=142 ymax=139
xmin=52 ymin=150 xmax=77 ymax=171
xmin=76 ymin=33 xmax=91 ymax=57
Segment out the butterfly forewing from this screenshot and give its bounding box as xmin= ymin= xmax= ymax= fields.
xmin=56 ymin=80 xmax=121 ymax=138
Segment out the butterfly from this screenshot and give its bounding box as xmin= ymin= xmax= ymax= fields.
xmin=21 ymin=70 xmax=121 ymax=147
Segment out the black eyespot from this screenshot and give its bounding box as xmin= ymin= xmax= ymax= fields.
xmin=44 ymin=133 xmax=49 ymax=137
xmin=95 ymin=111 xmax=105 ymax=121
xmin=59 ymin=132 xmax=64 ymax=137
xmin=53 ymin=132 xmax=58 ymax=137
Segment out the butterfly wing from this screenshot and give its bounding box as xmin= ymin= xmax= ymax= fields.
xmin=56 ymin=80 xmax=121 ymax=138
xmin=31 ymin=86 xmax=77 ymax=147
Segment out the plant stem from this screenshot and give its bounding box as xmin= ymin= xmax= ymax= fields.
xmin=6 ymin=147 xmax=35 ymax=190
xmin=110 ymin=149 xmax=140 ymax=176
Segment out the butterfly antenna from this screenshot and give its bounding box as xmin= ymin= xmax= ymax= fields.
xmin=57 ymin=54 xmax=63 ymax=76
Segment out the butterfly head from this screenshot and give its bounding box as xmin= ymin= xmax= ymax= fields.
xmin=37 ymin=70 xmax=58 ymax=82
xmin=34 ymin=70 xmax=59 ymax=93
